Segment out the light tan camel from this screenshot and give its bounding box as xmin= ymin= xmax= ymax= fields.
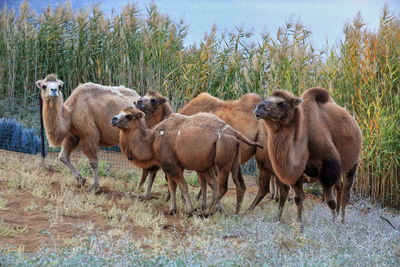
xmin=179 ymin=92 xmax=275 ymax=211
xmin=112 ymin=107 xmax=262 ymax=215
xmin=254 ymin=88 xmax=362 ymax=222
xmin=36 ymin=74 xmax=140 ymax=192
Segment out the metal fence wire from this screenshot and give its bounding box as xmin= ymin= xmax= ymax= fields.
xmin=0 ymin=116 xmax=257 ymax=175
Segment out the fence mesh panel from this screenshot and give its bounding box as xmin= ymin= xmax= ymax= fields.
xmin=0 ymin=115 xmax=257 ymax=175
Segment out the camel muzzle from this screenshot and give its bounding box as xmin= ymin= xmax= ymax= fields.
xmin=111 ymin=117 xmax=119 ymax=126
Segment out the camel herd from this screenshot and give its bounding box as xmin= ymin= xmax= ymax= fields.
xmin=35 ymin=74 xmax=362 ymax=223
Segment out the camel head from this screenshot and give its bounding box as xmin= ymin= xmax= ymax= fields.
xmin=254 ymin=90 xmax=302 ymax=124
xmin=135 ymin=90 xmax=168 ymax=114
xmin=111 ymin=107 xmax=146 ymax=130
xmin=36 ymin=74 xmax=64 ymax=100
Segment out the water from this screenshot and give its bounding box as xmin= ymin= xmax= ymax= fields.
xmin=1 ymin=0 xmax=399 ymax=49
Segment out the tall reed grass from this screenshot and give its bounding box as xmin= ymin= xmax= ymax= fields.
xmin=0 ymin=1 xmax=398 ymax=208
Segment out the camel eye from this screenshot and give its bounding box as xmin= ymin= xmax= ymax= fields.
xmin=58 ymin=85 xmax=62 ymax=90
xmin=151 ymin=99 xmax=156 ymax=104
xmin=278 ymin=102 xmax=285 ymax=108
xmin=42 ymin=85 xmax=47 ymax=90
xmin=126 ymin=114 xmax=133 ymax=120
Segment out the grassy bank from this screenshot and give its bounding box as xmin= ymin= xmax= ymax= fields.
xmin=0 ymin=1 xmax=399 ymax=207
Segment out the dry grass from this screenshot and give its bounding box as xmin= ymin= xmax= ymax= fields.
xmin=0 ymin=151 xmax=399 ymax=265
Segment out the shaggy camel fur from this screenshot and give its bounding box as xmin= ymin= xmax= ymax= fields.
xmin=36 ymin=74 xmax=140 ymax=192
xmin=254 ymin=87 xmax=362 ymax=222
xmin=135 ymin=91 xmax=173 ymax=199
xmin=112 ymin=107 xmax=262 ymax=215
xmin=179 ymin=92 xmax=275 ymax=211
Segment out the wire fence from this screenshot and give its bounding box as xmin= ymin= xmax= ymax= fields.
xmin=0 ymin=107 xmax=257 ymax=175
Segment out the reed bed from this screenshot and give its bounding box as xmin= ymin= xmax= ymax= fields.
xmin=0 ymin=1 xmax=398 ymax=208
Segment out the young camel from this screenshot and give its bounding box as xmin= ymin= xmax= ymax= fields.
xmin=254 ymin=88 xmax=362 ymax=222
xmin=36 ymin=74 xmax=143 ymax=192
xmin=135 ymin=91 xmax=173 ymax=200
xmin=179 ymin=93 xmax=275 ymax=211
xmin=112 ymin=107 xmax=262 ymax=215
xmin=135 ymin=91 xmax=218 ymax=209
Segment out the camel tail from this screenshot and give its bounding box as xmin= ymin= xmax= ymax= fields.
xmin=235 ymin=131 xmax=263 ymax=148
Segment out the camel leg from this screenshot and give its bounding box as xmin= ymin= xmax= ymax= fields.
xmin=246 ymin=166 xmax=272 ymax=211
xmin=175 ymin=173 xmax=194 ymax=215
xmin=334 ymin=179 xmax=343 ymax=214
xmin=196 ymin=188 xmax=202 ymax=201
xmin=196 ymin=171 xmax=208 ymax=210
xmin=204 ymin=166 xmax=222 ymax=212
xmin=341 ymin=163 xmax=357 ymax=223
xmin=142 ymin=171 xmax=157 ymax=200
xmin=164 ymin=173 xmax=171 ymax=202
xmin=293 ymin=178 xmax=305 ymax=223
xmin=167 ymin=175 xmax=177 ymax=215
xmin=273 ymin=177 xmax=280 ymax=202
xmin=80 ymin=138 xmax=100 ymax=193
xmin=205 ymin=169 xmax=229 ymax=216
xmin=268 ymin=176 xmax=275 ymax=199
xmin=138 ymin=169 xmax=149 ymax=190
xmin=208 ymin=166 xmax=223 ymax=212
xmin=58 ymin=135 xmax=86 ymax=187
xmin=231 ymin=167 xmax=246 ymax=215
xmin=276 ymin=179 xmax=290 ymax=221
xmin=320 ymin=159 xmax=341 ymax=218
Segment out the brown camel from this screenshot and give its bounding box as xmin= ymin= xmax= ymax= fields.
xmin=254 ymin=87 xmax=362 ymax=222
xmin=135 ymin=91 xmax=217 ymax=208
xmin=112 ymin=107 xmax=262 ymax=215
xmin=36 ymin=74 xmax=141 ymax=192
xmin=179 ymin=92 xmax=275 ymax=211
xmin=135 ymin=91 xmax=173 ymax=200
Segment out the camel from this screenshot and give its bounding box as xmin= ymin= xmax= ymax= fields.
xmin=135 ymin=91 xmax=173 ymax=200
xmin=254 ymin=87 xmax=362 ymax=222
xmin=112 ymin=107 xmax=262 ymax=215
xmin=36 ymin=74 xmax=141 ymax=192
xmin=135 ymin=91 xmax=216 ymax=208
xmin=179 ymin=92 xmax=275 ymax=211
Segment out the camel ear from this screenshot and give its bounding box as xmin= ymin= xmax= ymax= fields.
xmin=159 ymin=97 xmax=168 ymax=104
xmin=59 ymin=80 xmax=64 ymax=87
xmin=35 ymin=80 xmax=43 ymax=89
xmin=292 ymin=97 xmax=302 ymax=107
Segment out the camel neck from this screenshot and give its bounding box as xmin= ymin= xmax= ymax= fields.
xmin=42 ymin=95 xmax=70 ymax=147
xmin=120 ymin=124 xmax=155 ymax=169
xmin=266 ymin=108 xmax=309 ymax=185
xmin=145 ymin=103 xmax=173 ymax=128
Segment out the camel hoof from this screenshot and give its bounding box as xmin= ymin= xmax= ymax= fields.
xmin=167 ymin=209 xmax=177 ymax=216
xmin=76 ymin=177 xmax=86 ymax=187
xmin=198 ymin=213 xmax=210 ymax=219
xmin=87 ymin=184 xmax=100 ymax=194
xmin=243 ymin=208 xmax=254 ymax=215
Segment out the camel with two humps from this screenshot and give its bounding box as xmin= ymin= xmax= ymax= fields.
xmin=254 ymin=87 xmax=362 ymax=223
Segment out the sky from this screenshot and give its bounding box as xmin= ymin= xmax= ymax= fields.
xmin=2 ymin=0 xmax=399 ymax=49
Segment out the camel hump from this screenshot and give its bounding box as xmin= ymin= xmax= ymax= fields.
xmin=80 ymin=82 xmax=139 ymax=98
xmin=179 ymin=92 xmax=221 ymax=115
xmin=301 ymin=87 xmax=330 ymax=103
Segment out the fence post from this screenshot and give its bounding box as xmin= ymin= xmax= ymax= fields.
xmin=38 ymin=93 xmax=46 ymax=160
